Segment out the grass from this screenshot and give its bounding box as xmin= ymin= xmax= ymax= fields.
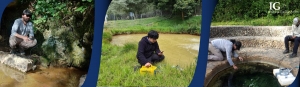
xmin=98 ymin=37 xmax=196 ymax=86
xmin=104 ymin=16 xmax=201 ymax=35
xmin=98 ymin=15 xmax=200 ymax=86
xmin=211 ymin=15 xmax=296 ymax=26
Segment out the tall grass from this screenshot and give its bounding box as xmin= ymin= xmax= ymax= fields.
xmin=99 ymin=16 xmax=200 ymax=86
xmin=98 ymin=42 xmax=196 ymax=86
xmin=104 ymin=16 xmax=201 ymax=35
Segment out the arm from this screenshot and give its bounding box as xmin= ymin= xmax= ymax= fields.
xmin=295 ymin=34 xmax=300 ymax=37
xmin=154 ymin=42 xmax=162 ymax=54
xmin=11 ymin=19 xmax=28 ymax=40
xmin=292 ymin=25 xmax=296 ymax=36
xmin=225 ymin=44 xmax=234 ymax=66
xmin=11 ymin=20 xmax=19 ymax=37
xmin=291 ymin=25 xmax=300 ymax=37
xmin=137 ymin=41 xmax=150 ymax=65
xmin=29 ymin=22 xmax=34 ymax=38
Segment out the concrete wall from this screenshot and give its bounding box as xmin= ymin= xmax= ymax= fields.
xmin=205 ymin=26 xmax=299 ymax=87
xmin=210 ymin=26 xmax=293 ymax=38
xmin=210 ymin=26 xmax=299 ymax=51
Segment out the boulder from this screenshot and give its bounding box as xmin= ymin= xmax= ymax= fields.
xmin=0 ymin=51 xmax=35 ymax=72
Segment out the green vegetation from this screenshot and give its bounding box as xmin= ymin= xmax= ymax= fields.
xmin=212 ymin=0 xmax=300 ymax=26
xmin=100 ymin=0 xmax=202 ymax=84
xmin=7 ymin=0 xmax=95 ymax=69
xmin=98 ymin=31 xmax=197 ymax=86
xmin=105 ymin=16 xmax=201 ymax=35
xmin=107 ymin=0 xmax=201 ymax=19
xmin=103 ymin=0 xmax=201 ymax=86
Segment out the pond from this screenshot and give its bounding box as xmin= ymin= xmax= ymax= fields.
xmin=0 ymin=63 xmax=86 ymax=87
xmin=111 ymin=34 xmax=200 ymax=68
xmin=207 ymin=62 xmax=283 ymax=87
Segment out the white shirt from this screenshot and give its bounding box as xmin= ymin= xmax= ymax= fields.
xmin=211 ymin=39 xmax=239 ymax=66
xmin=292 ymin=24 xmax=300 ymax=37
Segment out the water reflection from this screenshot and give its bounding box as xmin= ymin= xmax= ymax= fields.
xmin=208 ymin=62 xmax=282 ymax=87
xmin=0 ymin=63 xmax=86 ymax=87
xmin=0 ymin=64 xmax=25 ymax=82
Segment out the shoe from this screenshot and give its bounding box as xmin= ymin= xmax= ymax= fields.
xmin=289 ymin=53 xmax=297 ymax=58
xmin=283 ymin=50 xmax=289 ymax=54
xmin=19 ymin=49 xmax=25 ymax=55
xmin=10 ymin=48 xmax=16 ymax=54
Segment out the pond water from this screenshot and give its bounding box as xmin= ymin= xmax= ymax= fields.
xmin=111 ymin=34 xmax=200 ymax=68
xmin=0 ymin=64 xmax=86 ymax=87
xmin=208 ymin=62 xmax=283 ymax=87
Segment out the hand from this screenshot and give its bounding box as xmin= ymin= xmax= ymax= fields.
xmin=23 ymin=36 xmax=31 ymax=42
xmin=292 ymin=36 xmax=296 ymax=39
xmin=233 ymin=65 xmax=238 ymax=70
xmin=145 ymin=62 xmax=152 ymax=67
xmin=158 ymin=51 xmax=164 ymax=56
xmin=238 ymin=57 xmax=243 ymax=61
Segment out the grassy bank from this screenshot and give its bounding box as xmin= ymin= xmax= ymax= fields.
xmin=211 ymin=15 xmax=296 ymax=26
xmin=97 ymin=32 xmax=197 ymax=86
xmin=104 ymin=16 xmax=201 ymax=35
xmin=98 ymin=16 xmax=201 ymax=86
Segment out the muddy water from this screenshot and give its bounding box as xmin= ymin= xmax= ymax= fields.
xmin=0 ymin=64 xmax=86 ymax=87
xmin=111 ymin=34 xmax=200 ymax=68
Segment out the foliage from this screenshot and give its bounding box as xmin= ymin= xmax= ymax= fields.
xmin=107 ymin=0 xmax=201 ymax=19
xmin=213 ymin=0 xmax=300 ymax=22
xmin=150 ymin=0 xmax=201 ymax=18
xmin=15 ymin=0 xmax=94 ymax=69
xmin=107 ymin=0 xmax=128 ymax=15
xmin=125 ymin=0 xmax=154 ymax=14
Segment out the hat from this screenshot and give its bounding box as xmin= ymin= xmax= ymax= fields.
xmin=293 ymin=17 xmax=299 ymax=25
xmin=235 ymin=41 xmax=242 ymax=50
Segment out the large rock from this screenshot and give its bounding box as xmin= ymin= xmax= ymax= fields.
xmin=0 ymin=51 xmax=35 ymax=72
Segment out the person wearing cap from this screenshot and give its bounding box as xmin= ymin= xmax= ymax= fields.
xmin=136 ymin=30 xmax=165 ymax=67
xmin=9 ymin=9 xmax=37 ymax=55
xmin=283 ymin=17 xmax=300 ymax=58
xmin=208 ymin=39 xmax=243 ymax=70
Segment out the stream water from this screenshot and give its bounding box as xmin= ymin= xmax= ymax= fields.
xmin=111 ymin=34 xmax=200 ymax=68
xmin=0 ymin=63 xmax=86 ymax=87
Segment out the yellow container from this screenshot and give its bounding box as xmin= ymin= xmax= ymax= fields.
xmin=139 ymin=65 xmax=157 ymax=75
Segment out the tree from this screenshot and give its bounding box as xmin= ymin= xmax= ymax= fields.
xmin=174 ymin=0 xmax=200 ymax=20
xmin=150 ymin=0 xmax=200 ymax=19
xmin=106 ymin=0 xmax=128 ymax=20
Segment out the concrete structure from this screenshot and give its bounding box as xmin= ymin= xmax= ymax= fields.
xmin=205 ymin=26 xmax=299 ymax=87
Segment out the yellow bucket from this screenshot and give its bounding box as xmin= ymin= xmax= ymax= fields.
xmin=139 ymin=65 xmax=157 ymax=75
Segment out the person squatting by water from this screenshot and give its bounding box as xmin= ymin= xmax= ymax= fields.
xmin=9 ymin=9 xmax=37 ymax=55
xmin=283 ymin=17 xmax=300 ymax=58
xmin=136 ymin=30 xmax=165 ymax=67
xmin=208 ymin=39 xmax=244 ymax=70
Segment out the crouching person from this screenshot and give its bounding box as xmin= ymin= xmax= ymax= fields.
xmin=9 ymin=9 xmax=37 ymax=55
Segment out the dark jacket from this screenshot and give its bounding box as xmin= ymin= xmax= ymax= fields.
xmin=136 ymin=36 xmax=161 ymax=65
